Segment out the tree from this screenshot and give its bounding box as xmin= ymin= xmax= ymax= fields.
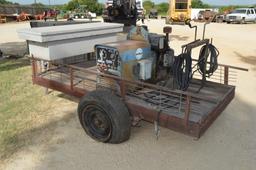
xmin=64 ymin=0 xmax=103 ymax=15
xmin=156 ymin=3 xmax=169 ymax=15
xmin=31 ymin=3 xmax=45 ymax=8
xmin=65 ymin=0 xmax=79 ymax=10
xmin=143 ymin=0 xmax=155 ymax=14
xmin=191 ymin=0 xmax=210 ymax=8
xmin=0 ymin=0 xmax=13 ymax=4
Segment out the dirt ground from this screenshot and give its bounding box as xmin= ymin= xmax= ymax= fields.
xmin=0 ymin=20 xmax=256 ymax=170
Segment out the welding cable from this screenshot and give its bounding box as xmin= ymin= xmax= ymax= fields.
xmin=198 ymin=44 xmax=219 ymax=77
xmin=173 ymin=53 xmax=192 ymax=91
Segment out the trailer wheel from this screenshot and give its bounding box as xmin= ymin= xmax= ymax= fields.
xmin=78 ymin=90 xmax=131 ymax=143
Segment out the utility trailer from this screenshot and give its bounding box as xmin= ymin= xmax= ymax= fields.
xmin=30 ymin=55 xmax=247 ymax=140
xmin=19 ymin=22 xmax=248 ymax=143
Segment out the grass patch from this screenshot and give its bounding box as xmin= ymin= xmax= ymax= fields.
xmin=0 ymin=57 xmax=60 ymax=160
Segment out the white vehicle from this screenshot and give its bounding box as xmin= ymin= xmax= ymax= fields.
xmin=88 ymin=11 xmax=96 ymax=18
xmin=226 ymin=8 xmax=256 ymax=24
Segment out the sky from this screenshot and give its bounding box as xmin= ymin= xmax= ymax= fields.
xmin=7 ymin=0 xmax=256 ymax=6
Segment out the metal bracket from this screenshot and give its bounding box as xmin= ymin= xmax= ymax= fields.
xmin=154 ymin=110 xmax=162 ymax=140
xmin=185 ymin=20 xmax=198 ymax=41
xmin=203 ymin=22 xmax=211 ymax=40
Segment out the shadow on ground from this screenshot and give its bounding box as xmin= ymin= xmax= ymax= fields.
xmin=0 ymin=41 xmax=30 ymax=72
xmin=57 ymin=93 xmax=80 ymax=103
xmin=0 ymin=111 xmax=76 ymax=160
xmin=33 ymin=97 xmax=256 ymax=170
xmin=2 ymin=95 xmax=256 ymax=170
xmin=234 ymin=51 xmax=256 ymax=71
xmin=170 ymin=35 xmax=189 ymax=41
xmin=0 ymin=57 xmax=30 ymax=72
xmin=0 ymin=42 xmax=27 ymax=57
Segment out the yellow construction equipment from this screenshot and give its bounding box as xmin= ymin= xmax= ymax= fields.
xmin=166 ymin=0 xmax=192 ymax=24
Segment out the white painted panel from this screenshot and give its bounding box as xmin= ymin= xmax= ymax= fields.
xmin=28 ymin=34 xmax=120 ymax=60
xmin=17 ymin=22 xmax=123 ymax=42
xmin=17 ymin=22 xmax=124 ymax=60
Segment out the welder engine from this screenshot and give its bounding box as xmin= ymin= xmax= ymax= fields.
xmin=95 ymin=25 xmax=219 ymax=91
xmin=96 ymin=26 xmax=175 ymax=85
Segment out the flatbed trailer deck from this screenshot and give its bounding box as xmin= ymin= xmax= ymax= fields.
xmin=31 ymin=56 xmax=247 ymax=138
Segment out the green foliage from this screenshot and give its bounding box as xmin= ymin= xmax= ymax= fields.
xmin=143 ymin=1 xmax=168 ymax=16
xmin=31 ymin=3 xmax=45 ymax=8
xmin=219 ymin=6 xmax=236 ymax=13
xmin=0 ymin=0 xmax=13 ymax=4
xmin=143 ymin=0 xmax=155 ymax=14
xmin=0 ymin=57 xmax=56 ymax=159
xmin=219 ymin=5 xmax=254 ymax=13
xmin=156 ymin=3 xmax=169 ymax=15
xmin=65 ymin=0 xmax=79 ymax=10
xmin=191 ymin=0 xmax=210 ymax=8
xmin=64 ymin=0 xmax=103 ymax=15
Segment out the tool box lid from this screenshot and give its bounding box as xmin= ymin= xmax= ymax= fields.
xmin=17 ymin=22 xmax=124 ymax=43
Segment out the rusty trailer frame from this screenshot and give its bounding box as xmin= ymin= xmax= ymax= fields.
xmin=31 ymin=56 xmax=248 ymax=139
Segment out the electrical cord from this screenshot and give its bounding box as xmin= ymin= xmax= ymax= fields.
xmin=173 ymin=52 xmax=192 ymax=91
xmin=173 ymin=44 xmax=219 ymax=91
xmin=197 ymin=44 xmax=219 ymax=77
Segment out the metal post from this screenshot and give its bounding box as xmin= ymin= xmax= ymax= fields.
xmin=32 ymin=56 xmax=36 ymax=80
xmin=184 ymin=95 xmax=191 ymax=128
xmin=120 ymin=80 xmax=126 ymax=100
xmin=224 ymin=66 xmax=229 ymax=85
xmin=70 ymin=68 xmax=74 ymax=90
xmin=194 ymin=26 xmax=197 ymax=41
xmin=87 ymin=53 xmax=91 ymax=61
xmin=203 ymin=22 xmax=210 ymax=40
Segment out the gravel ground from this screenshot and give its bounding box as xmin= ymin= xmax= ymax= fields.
xmin=1 ymin=19 xmax=256 ymax=170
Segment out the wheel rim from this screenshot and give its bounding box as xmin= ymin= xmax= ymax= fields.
xmin=83 ymin=105 xmax=112 ymax=141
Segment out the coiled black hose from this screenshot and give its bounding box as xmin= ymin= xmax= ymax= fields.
xmin=198 ymin=44 xmax=219 ymax=77
xmin=173 ymin=44 xmax=219 ymax=91
xmin=173 ymin=53 xmax=192 ymax=91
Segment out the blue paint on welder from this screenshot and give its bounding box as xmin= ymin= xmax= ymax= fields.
xmin=121 ymin=47 xmax=151 ymax=62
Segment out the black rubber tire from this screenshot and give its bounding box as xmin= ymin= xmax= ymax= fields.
xmin=240 ymin=18 xmax=245 ymax=24
xmin=78 ymin=90 xmax=131 ymax=144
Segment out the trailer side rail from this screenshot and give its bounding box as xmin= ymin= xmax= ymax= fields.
xmin=31 ymin=56 xmax=248 ymax=138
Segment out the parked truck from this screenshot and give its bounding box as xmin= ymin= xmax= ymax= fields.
xmin=226 ymin=8 xmax=256 ymax=24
